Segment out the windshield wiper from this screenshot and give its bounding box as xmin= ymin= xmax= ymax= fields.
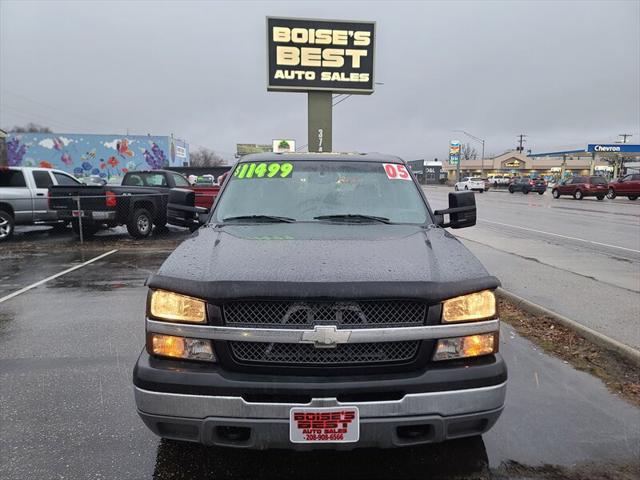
xmin=313 ymin=214 xmax=392 ymax=224
xmin=222 ymin=215 xmax=296 ymax=223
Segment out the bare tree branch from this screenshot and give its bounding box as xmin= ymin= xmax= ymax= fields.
xmin=9 ymin=123 xmax=52 ymax=133
xmin=189 ymin=147 xmax=226 ymax=167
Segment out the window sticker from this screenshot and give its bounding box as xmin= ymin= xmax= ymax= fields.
xmin=383 ymin=163 xmax=411 ymax=180
xmin=233 ymin=162 xmax=294 ymax=179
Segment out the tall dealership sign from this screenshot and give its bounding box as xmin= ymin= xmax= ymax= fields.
xmin=267 ymin=17 xmax=376 ymax=152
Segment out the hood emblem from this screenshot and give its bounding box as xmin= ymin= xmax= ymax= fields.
xmin=301 ymin=325 xmax=351 ymax=349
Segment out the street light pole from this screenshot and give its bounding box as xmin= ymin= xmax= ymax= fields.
xmin=454 ymin=130 xmax=486 ymax=177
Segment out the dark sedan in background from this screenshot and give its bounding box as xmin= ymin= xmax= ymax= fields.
xmin=508 ymin=177 xmax=547 ymax=195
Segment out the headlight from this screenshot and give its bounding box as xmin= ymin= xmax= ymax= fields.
xmin=432 ymin=333 xmax=497 ymax=361
xmin=149 ymin=289 xmax=206 ymax=323
xmin=442 ymin=290 xmax=496 ymax=323
xmin=150 ymin=333 xmax=215 ymax=361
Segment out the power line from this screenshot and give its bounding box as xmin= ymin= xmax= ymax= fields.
xmin=618 ymin=133 xmax=633 ymax=144
xmin=1 ymin=89 xmax=123 ymax=133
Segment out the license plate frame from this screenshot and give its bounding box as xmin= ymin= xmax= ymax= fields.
xmin=289 ymin=406 xmax=360 ymax=444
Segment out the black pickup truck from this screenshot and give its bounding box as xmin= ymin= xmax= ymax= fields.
xmin=49 ymin=170 xmax=193 ymax=238
xmin=134 ymin=153 xmax=507 ymax=450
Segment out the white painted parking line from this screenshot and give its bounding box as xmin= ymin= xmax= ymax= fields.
xmin=480 ymin=220 xmax=640 ymax=254
xmin=0 ymin=249 xmax=119 ymax=304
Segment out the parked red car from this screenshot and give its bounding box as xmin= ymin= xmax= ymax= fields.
xmin=606 ymin=173 xmax=640 ymax=200
xmin=551 ymin=176 xmax=608 ymax=200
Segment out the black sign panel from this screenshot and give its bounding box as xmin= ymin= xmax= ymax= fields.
xmin=267 ymin=17 xmax=375 ymax=94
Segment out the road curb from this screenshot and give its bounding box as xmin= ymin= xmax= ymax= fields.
xmin=496 ymin=287 xmax=640 ymax=367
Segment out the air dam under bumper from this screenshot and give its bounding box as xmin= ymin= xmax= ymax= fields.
xmin=135 ymin=382 xmax=506 ymax=449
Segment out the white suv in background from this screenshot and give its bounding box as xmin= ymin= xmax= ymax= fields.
xmin=455 ymin=177 xmax=485 ymax=192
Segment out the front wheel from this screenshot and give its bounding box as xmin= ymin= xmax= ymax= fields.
xmin=607 ymin=188 xmax=616 ymax=199
xmin=574 ymin=190 xmax=583 ymax=200
xmin=508 ymin=186 xmax=514 ymax=193
xmin=538 ymin=190 xmax=545 ymax=195
xmin=0 ymin=210 xmax=15 ymax=242
xmin=552 ymin=189 xmax=560 ymax=199
xmin=596 ymin=195 xmax=605 ymax=201
xmin=629 ymin=195 xmax=638 ymax=201
xmin=523 ymin=189 xmax=530 ymax=195
xmin=127 ymin=208 xmax=153 ymax=239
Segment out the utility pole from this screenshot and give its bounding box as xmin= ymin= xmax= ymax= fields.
xmin=616 ymin=134 xmax=632 ymax=178
xmin=516 ymin=134 xmax=527 ymax=153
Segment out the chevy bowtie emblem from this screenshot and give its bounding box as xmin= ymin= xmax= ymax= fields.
xmin=301 ymin=326 xmax=351 ymax=348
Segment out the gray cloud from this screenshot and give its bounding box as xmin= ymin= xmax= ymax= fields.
xmin=1 ymin=0 xmax=638 ymax=161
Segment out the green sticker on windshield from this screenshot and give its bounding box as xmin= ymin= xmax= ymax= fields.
xmin=234 ymin=162 xmax=293 ymax=179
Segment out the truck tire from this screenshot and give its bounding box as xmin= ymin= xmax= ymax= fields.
xmin=127 ymin=208 xmax=153 ymax=238
xmin=71 ymin=220 xmax=98 ymax=238
xmin=0 ymin=210 xmax=15 ymax=242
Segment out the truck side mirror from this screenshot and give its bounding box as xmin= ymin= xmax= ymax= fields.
xmin=434 ymin=191 xmax=477 ymax=229
xmin=167 ymin=188 xmax=209 ymax=232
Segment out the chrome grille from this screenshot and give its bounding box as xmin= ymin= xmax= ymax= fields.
xmin=229 ymin=341 xmax=420 ymax=365
xmin=223 ymin=301 xmax=426 ymax=329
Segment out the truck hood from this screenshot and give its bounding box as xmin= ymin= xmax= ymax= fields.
xmin=148 ymin=223 xmax=499 ymax=302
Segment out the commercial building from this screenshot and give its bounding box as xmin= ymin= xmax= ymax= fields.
xmin=443 ymin=144 xmax=640 ymax=181
xmin=5 ymin=132 xmax=189 ymax=182
xmin=407 ymin=159 xmax=446 ymax=184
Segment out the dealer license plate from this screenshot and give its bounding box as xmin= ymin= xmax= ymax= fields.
xmin=92 ymin=211 xmax=111 ymax=220
xmin=289 ymin=407 xmax=359 ymax=443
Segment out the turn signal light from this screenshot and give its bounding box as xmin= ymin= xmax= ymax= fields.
xmin=149 ymin=290 xmax=206 ymax=323
xmin=433 ymin=333 xmax=497 ymax=361
xmin=442 ymin=290 xmax=496 ymax=323
xmin=150 ymin=333 xmax=215 ymax=361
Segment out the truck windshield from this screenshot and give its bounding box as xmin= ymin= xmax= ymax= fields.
xmin=213 ymin=160 xmax=429 ymax=224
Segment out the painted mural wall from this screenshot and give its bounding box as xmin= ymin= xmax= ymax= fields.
xmin=5 ymin=133 xmax=189 ymax=182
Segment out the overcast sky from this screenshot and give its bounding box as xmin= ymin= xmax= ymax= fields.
xmin=1 ymin=0 xmax=639 ymax=162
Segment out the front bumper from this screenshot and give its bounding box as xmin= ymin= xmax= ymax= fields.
xmin=133 ymin=350 xmax=507 ymax=449
xmin=135 ymin=383 xmax=505 ymax=449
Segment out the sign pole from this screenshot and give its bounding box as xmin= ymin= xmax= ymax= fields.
xmin=308 ymin=92 xmax=332 ymax=153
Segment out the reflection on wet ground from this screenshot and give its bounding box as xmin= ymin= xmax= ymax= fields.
xmin=152 ymin=437 xmax=491 ymax=479
xmin=0 ymin=248 xmax=638 ymax=479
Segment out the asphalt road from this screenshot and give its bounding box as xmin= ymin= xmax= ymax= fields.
xmin=423 ymin=186 xmax=640 ymax=350
xmin=0 ymin=245 xmax=638 ymax=479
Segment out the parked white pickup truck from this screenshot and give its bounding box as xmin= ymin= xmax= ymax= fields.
xmin=0 ymin=166 xmax=81 ymax=241
xmin=487 ymin=175 xmax=512 ymax=187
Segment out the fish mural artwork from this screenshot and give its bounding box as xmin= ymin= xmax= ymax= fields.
xmin=4 ymin=133 xmax=189 ymax=182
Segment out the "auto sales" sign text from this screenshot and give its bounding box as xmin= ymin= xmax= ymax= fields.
xmin=267 ymin=17 xmax=376 ymax=94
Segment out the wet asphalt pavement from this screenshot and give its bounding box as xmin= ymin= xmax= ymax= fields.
xmin=1 ymin=232 xmax=639 ymax=479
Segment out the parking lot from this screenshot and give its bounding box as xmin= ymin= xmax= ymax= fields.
xmin=1 ymin=191 xmax=639 ymax=479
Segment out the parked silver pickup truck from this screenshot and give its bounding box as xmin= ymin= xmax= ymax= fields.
xmin=0 ymin=166 xmax=80 ymax=241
